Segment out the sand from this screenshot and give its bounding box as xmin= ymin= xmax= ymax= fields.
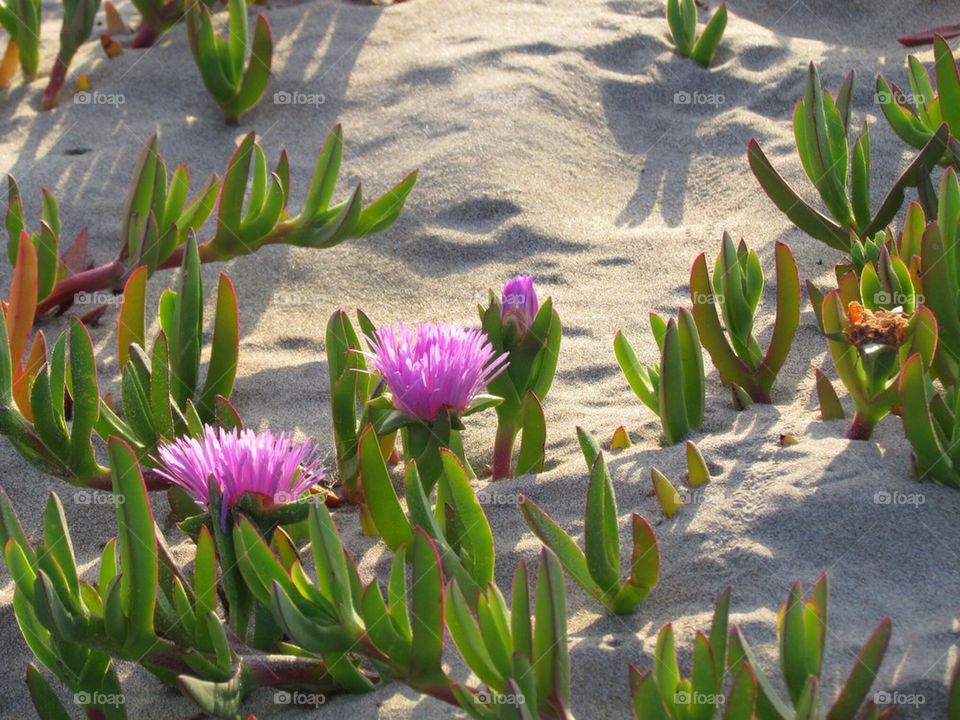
xmin=1 ymin=0 xmax=959 ymax=718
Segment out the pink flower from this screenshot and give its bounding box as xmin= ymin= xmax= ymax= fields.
xmin=156 ymin=426 xmax=324 ymax=525
xmin=501 ymin=275 xmax=539 ymax=333
xmin=367 ymin=323 xmax=508 ymax=421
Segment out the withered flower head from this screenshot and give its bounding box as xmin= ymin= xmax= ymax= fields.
xmin=843 ymin=302 xmax=909 ymax=349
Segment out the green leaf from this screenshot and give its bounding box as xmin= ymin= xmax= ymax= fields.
xmin=439 ymin=449 xmax=494 ymax=586
xmin=533 ymin=548 xmax=569 ymax=711
xmin=515 ymin=391 xmax=546 ymax=476
xmin=826 ymin=617 xmax=891 ymax=720
xmin=583 ymin=453 xmax=619 ymax=594
xmin=67 ymin=320 xmax=101 ymax=480
xmin=25 ymin=663 xmax=71 ymax=720
xmin=358 ymin=424 xmax=412 ymax=550
xmin=409 ymin=528 xmax=445 ymax=683
xmin=518 ymin=495 xmax=601 ymax=602
xmin=171 ymin=237 xmax=202 ymax=406
xmin=197 ymin=273 xmax=239 ymax=420
xmin=690 ymin=2 xmax=726 ymax=66
xmin=108 ymin=437 xmax=158 ymax=651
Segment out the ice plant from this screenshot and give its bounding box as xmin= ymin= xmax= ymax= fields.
xmin=615 ymin=308 xmax=705 ymax=444
xmin=690 ymin=234 xmax=799 ymax=404
xmin=728 ymin=574 xmax=893 ymax=720
xmin=877 ymin=36 xmax=960 ymax=165
xmin=0 ymin=232 xmax=243 ymax=489
xmin=518 ymin=428 xmax=659 ymax=614
xmin=234 ymin=492 xmax=572 ymax=718
xmin=366 ymin=322 xmax=508 ymax=492
xmin=128 ymin=0 xmax=187 ymax=47
xmin=666 ymin=0 xmax=727 ymax=67
xmin=631 ymin=588 xmax=756 ymax=719
xmin=7 ymin=125 xmax=416 ymax=321
xmin=445 ymin=552 xmax=573 ymax=719
xmin=899 ymin=353 xmax=960 ymax=489
xmin=361 ymin=441 xmax=495 ymax=602
xmin=822 ymin=294 xmax=937 ymax=439
xmin=41 ymin=0 xmax=99 ymax=109
xmin=749 ymin=63 xmax=947 ymax=252
xmin=479 ymin=275 xmax=561 ymax=479
xmin=186 ymin=0 xmax=272 ymax=124
xmin=326 ymin=309 xmax=395 ymax=528
xmin=156 ymin=424 xmax=323 ymax=637
xmin=0 ymin=441 xmax=350 ymax=719
xmin=0 ymin=0 xmax=39 ymax=84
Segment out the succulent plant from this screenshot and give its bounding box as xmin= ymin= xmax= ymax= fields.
xmin=615 ymin=308 xmax=705 ymax=444
xmin=822 ymin=292 xmax=938 ymax=439
xmin=41 ymin=0 xmax=100 ymax=109
xmin=0 ymin=234 xmax=243 ymax=489
xmin=365 ymin=322 xmax=508 ymax=493
xmin=0 ymin=0 xmax=39 ymax=84
xmin=128 ymin=0 xmax=196 ymax=47
xmin=728 ymin=573 xmax=893 ymax=720
xmin=185 ymin=0 xmax=272 ymax=124
xmin=690 ymin=233 xmax=799 ymax=404
xmin=518 ymin=427 xmax=659 ymax=614
xmin=10 ymin=125 xmax=416 ymax=321
xmin=631 ymin=587 xmax=758 ymax=720
xmin=898 ymin=352 xmax=960 ymax=488
xmin=877 ymin=35 xmax=960 ymax=165
xmin=446 ymin=551 xmax=572 ymax=719
xmin=479 ymin=275 xmax=561 ymax=479
xmin=361 ymin=438 xmax=495 ymax=603
xmin=157 ymin=424 xmax=327 ymax=641
xmin=666 ymin=0 xmax=727 ymax=67
xmin=0 ymin=439 xmax=345 ymax=720
xmin=237 ymin=470 xmax=572 ymax=718
xmin=325 ymin=308 xmax=395 ymax=528
xmin=749 ymin=63 xmax=948 ymax=252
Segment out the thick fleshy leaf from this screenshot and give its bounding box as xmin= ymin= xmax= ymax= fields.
xmin=826 ymin=617 xmax=892 ymax=720
xmin=359 ymin=424 xmax=412 ymax=550
xmin=532 ymin=548 xmax=569 ymax=711
xmin=583 ymin=453 xmax=619 ymax=594
xmin=197 ymin=272 xmax=239 ymax=420
xmin=410 ymin=528 xmax=445 ymax=682
xmin=514 ymin=391 xmax=546 ymax=476
xmin=108 ymin=437 xmax=157 ymax=650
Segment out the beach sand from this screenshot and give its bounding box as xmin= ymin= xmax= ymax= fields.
xmin=1 ymin=0 xmax=959 ymax=717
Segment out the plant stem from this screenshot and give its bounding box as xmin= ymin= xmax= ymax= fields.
xmin=40 ymin=56 xmax=68 ymax=110
xmin=492 ymin=420 xmax=516 ymax=480
xmin=846 ymin=411 xmax=876 ymax=440
xmin=35 ymin=260 xmax=126 ymax=316
xmin=131 ymin=23 xmax=160 ymax=48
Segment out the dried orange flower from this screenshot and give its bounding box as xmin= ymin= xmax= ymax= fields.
xmin=843 ymin=302 xmax=908 ymax=348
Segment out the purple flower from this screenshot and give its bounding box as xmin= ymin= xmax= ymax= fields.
xmin=155 ymin=426 xmax=324 ymax=525
xmin=367 ymin=323 xmax=509 ymax=421
xmin=501 ymin=275 xmax=539 ymax=333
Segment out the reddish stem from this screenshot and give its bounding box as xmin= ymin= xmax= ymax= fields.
xmin=35 ymin=259 xmax=126 ymax=316
xmin=41 ymin=56 xmax=68 ymax=110
xmin=845 ymin=412 xmax=876 ymax=441
xmin=131 ymin=22 xmax=160 ymax=48
xmin=492 ymin=421 xmax=516 ymax=480
xmin=898 ymin=24 xmax=960 ymax=47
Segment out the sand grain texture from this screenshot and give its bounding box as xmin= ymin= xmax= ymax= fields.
xmin=0 ymin=0 xmax=958 ymax=718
